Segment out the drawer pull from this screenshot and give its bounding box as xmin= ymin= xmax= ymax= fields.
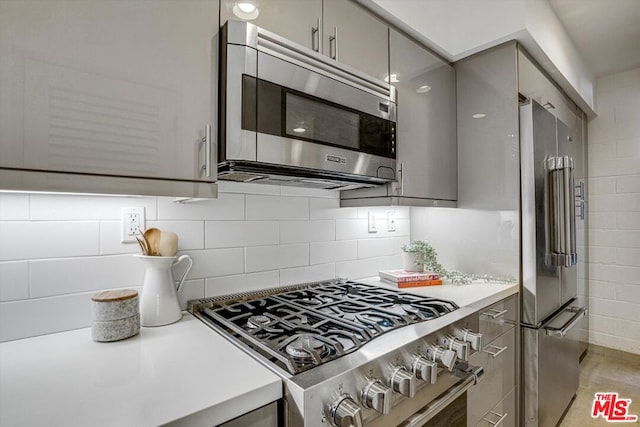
xmin=481 ymin=308 xmax=508 ymax=319
xmin=483 ymin=344 xmax=508 ymax=358
xmin=483 ymin=411 xmax=508 ymax=426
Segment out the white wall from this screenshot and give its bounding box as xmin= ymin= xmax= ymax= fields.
xmin=585 ymin=67 xmax=640 ymax=355
xmin=0 ymin=183 xmax=409 ymax=342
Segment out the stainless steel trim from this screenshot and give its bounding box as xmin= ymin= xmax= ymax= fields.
xmin=311 ymin=18 xmax=320 ymax=52
xmin=400 ymin=373 xmax=476 ymax=427
xmin=483 ymin=411 xmax=508 ymax=426
xmin=399 ymin=163 xmax=404 ymax=196
xmin=481 ymin=308 xmax=508 ymax=319
xmin=329 ymin=27 xmax=338 ymax=60
xmin=544 ymin=306 xmax=587 ymax=337
xmin=483 ymin=344 xmax=508 ymax=358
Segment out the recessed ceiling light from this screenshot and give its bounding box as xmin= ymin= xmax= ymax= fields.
xmin=472 ymin=113 xmax=487 ymax=119
xmin=384 ymin=74 xmax=399 ymax=83
xmin=416 ymin=85 xmax=431 ymax=94
xmin=233 ymin=1 xmax=260 ymax=19
xmin=293 ymin=127 xmax=306 ymax=133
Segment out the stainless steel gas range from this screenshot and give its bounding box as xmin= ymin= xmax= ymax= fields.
xmin=190 ymin=279 xmax=486 ymax=427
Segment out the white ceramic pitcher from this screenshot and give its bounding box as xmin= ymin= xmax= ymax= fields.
xmin=135 ymin=254 xmax=193 ymax=327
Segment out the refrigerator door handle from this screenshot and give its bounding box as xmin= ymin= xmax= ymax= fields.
xmin=544 ymin=306 xmax=587 ymax=337
xmin=547 ymin=156 xmax=577 ymax=267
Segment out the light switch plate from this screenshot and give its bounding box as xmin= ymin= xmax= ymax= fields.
xmin=387 ymin=211 xmax=396 ymax=232
xmin=368 ymin=211 xmax=378 ymax=233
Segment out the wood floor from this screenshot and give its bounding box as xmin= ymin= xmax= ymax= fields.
xmin=560 ymin=344 xmax=640 ymax=426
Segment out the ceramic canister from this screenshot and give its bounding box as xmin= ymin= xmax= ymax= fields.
xmin=91 ymin=289 xmax=140 ymax=342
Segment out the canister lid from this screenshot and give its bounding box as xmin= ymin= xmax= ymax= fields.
xmin=91 ymin=289 xmax=138 ymax=302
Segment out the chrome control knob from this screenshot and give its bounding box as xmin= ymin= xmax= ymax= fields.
xmin=361 ymin=379 xmax=391 ymax=414
xmin=453 ymin=328 xmax=483 ymax=351
xmin=427 ymin=345 xmax=457 ymax=371
xmin=329 ymin=394 xmax=363 ymax=427
xmin=412 ymin=355 xmax=438 ymax=384
xmin=444 ymin=336 xmax=471 ymax=361
xmin=389 ymin=367 xmax=416 ymax=398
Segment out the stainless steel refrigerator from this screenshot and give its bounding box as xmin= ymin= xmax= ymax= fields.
xmin=520 ymin=99 xmax=587 ymax=427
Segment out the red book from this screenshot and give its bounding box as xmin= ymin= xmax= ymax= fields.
xmin=379 ymin=269 xmax=440 ymax=283
xmin=382 ymin=278 xmax=443 ymax=288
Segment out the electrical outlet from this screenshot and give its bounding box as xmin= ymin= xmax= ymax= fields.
xmin=121 ymin=207 xmax=145 ymax=243
xmin=368 ymin=211 xmax=378 ymax=233
xmin=387 ymin=211 xmax=396 ymax=232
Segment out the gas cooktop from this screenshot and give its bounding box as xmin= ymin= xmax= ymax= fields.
xmin=190 ymin=279 xmax=459 ymax=375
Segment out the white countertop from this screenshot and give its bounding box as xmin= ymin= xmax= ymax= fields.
xmin=0 ymin=314 xmax=282 ymax=427
xmin=359 ymin=277 xmax=519 ymax=310
xmin=0 ymin=280 xmax=517 ymax=427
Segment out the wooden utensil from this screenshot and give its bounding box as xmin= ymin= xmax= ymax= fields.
xmin=158 ymin=231 xmax=178 ymax=257
xmin=143 ymin=228 xmax=161 ymax=256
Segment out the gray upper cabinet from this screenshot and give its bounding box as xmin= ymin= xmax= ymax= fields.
xmin=220 ymin=0 xmax=389 ymax=81
xmin=322 ymin=0 xmax=389 ymax=82
xmin=341 ymin=29 xmax=456 ymax=207
xmin=220 ymin=0 xmax=322 ymax=51
xmin=0 ymin=0 xmax=218 ymax=198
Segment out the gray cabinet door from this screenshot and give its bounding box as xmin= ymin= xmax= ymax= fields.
xmin=0 ymin=0 xmax=218 ymax=184
xmin=390 ymin=30 xmax=456 ymax=201
xmin=220 ymin=0 xmax=322 ymax=51
xmin=322 ymin=0 xmax=389 ymax=82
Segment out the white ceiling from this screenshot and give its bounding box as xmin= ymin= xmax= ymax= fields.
xmin=548 ymin=0 xmax=640 ymax=77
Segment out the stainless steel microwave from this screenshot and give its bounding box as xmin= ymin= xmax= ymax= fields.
xmin=217 ymin=21 xmax=397 ymax=190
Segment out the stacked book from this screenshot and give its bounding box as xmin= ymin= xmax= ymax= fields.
xmin=379 ymin=270 xmax=442 ymax=288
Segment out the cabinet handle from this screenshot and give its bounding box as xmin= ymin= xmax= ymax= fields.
xmin=483 ymin=411 xmax=508 ymax=426
xmin=311 ymin=18 xmax=320 ymax=52
xmin=329 ymin=27 xmax=338 ymax=60
xmin=201 ymin=124 xmax=212 ymax=178
xmin=399 ymin=162 xmax=404 ymax=196
xmin=481 ymin=308 xmax=507 ymax=319
xmin=483 ymin=344 xmax=507 ymax=358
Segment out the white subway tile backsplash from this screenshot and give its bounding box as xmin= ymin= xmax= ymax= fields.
xmin=616 ymin=139 xmax=640 ymax=159
xmin=589 ymin=280 xmax=617 ymax=300
xmin=280 ymin=263 xmax=336 ymax=286
xmin=335 ymin=254 xmax=402 ymax=280
xmin=310 ymin=240 xmax=357 ymax=265
xmin=280 ymin=220 xmax=334 ymax=243
xmin=99 ymin=221 xmax=142 ymax=256
xmin=589 ymin=331 xmax=640 ymax=355
xmin=615 ymin=174 xmax=640 ymax=194
xmin=616 ymin=248 xmax=640 ymax=266
xmin=205 ymin=221 xmax=278 ymax=248
xmin=586 ymin=177 xmax=616 ymax=195
xmin=356 ymin=207 xmax=410 ymax=220
xmin=309 ymin=198 xmax=358 ymax=220
xmin=588 ymin=156 xmax=640 ymax=177
xmin=617 ymin=319 xmax=640 ymax=342
xmin=245 ymin=244 xmax=309 ymax=273
xmin=358 ymin=236 xmax=408 ymax=259
xmin=0 ymin=261 xmax=29 ymax=301
xmin=589 ymin=314 xmax=618 ymax=335
xmin=335 ymin=219 xmax=409 ymax=240
xmin=178 ymin=278 xmax=205 ymax=310
xmin=616 ymin=284 xmax=640 ymax=304
xmin=0 ymin=221 xmax=99 ymax=261
xmin=246 ymin=195 xmax=309 ymax=220
xmin=181 ymin=248 xmax=244 ymax=280
xmin=157 ymin=194 xmax=245 ymax=220
xmin=0 ymin=194 xmax=29 ymax=220
xmin=616 ymin=212 xmax=640 ymax=230
xmin=29 ymin=195 xmax=157 ymax=221
xmin=588 ymin=194 xmax=640 ymax=212
xmin=588 ymin=246 xmax=617 ymax=264
xmin=587 ymin=213 xmax=616 ymax=229
xmin=30 ymin=255 xmax=144 ymax=298
xmin=588 ymin=264 xmax=640 ymax=285
xmin=147 ymin=220 xmax=205 ymax=251
xmin=205 ymin=271 xmax=280 ymax=296
xmin=589 ymin=230 xmax=640 ymax=248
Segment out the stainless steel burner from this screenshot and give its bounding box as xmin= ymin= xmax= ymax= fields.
xmin=285 ymin=334 xmax=327 ymax=360
xmin=247 ymin=315 xmax=270 ymax=329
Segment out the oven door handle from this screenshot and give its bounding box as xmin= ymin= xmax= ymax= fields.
xmin=401 ymin=371 xmax=479 ymax=427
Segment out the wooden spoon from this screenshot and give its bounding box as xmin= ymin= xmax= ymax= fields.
xmin=143 ymin=228 xmax=162 ymax=256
